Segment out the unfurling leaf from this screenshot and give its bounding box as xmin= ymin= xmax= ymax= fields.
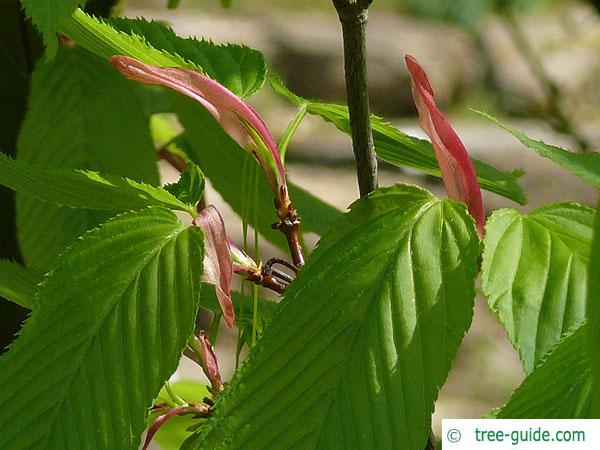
xmin=110 ymin=56 xmax=286 ymax=198
xmin=0 ymin=260 xmax=42 ymax=310
xmin=405 ymin=55 xmax=485 ymax=236
xmin=172 ymin=98 xmax=342 ymax=252
xmin=198 ymin=332 xmax=224 ymax=393
xmin=193 ymin=205 xmax=235 ymax=328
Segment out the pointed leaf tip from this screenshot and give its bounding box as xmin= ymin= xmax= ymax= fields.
xmin=405 ymin=54 xmax=485 ymax=237
xmin=109 ymin=55 xmax=286 ymax=195
xmin=193 ymin=205 xmax=235 ymax=328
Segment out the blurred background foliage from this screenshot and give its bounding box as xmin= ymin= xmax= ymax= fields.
xmin=398 ymin=0 xmax=553 ymax=28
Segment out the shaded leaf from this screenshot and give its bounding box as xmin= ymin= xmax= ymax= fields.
xmin=60 ymin=11 xmax=266 ymax=98
xmin=165 ymin=163 xmax=205 ymax=208
xmin=21 ymin=0 xmax=83 ymax=57
xmin=16 ymin=45 xmax=158 ymax=270
xmin=0 ymin=207 xmax=204 ymax=449
xmin=482 ymin=203 xmax=594 ymax=373
xmin=108 ymin=17 xmax=266 ymax=98
xmin=198 ymin=184 xmax=480 ymax=449
xmin=0 ymin=153 xmax=195 ymax=216
xmin=588 ymin=202 xmax=600 ymax=416
xmin=199 ymin=283 xmax=277 ymax=332
xmin=0 ymin=260 xmax=42 ymax=310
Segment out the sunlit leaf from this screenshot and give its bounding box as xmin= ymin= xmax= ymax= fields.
xmin=0 ymin=208 xmax=204 ymax=449
xmin=482 ymin=203 xmax=593 ymax=373
xmin=197 ymin=184 xmax=479 ymax=449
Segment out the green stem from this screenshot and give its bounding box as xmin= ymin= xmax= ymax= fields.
xmin=502 ymin=7 xmax=590 ymax=152
xmin=278 ymin=104 xmax=308 ymax=164
xmin=164 ymin=380 xmax=185 ymax=406
xmin=251 ymin=167 xmax=260 ymax=346
xmin=332 ymin=0 xmax=378 ymax=197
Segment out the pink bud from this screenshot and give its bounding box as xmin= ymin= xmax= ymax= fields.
xmin=405 ymin=55 xmax=485 ymax=237
xmin=110 ymin=56 xmax=286 ymax=195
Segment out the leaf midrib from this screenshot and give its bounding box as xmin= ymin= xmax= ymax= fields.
xmin=43 ymin=221 xmax=185 ymax=446
xmin=226 ymin=200 xmax=436 ymax=448
xmin=305 ymin=200 xmax=439 ymax=449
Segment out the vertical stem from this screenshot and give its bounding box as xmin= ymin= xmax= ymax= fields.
xmin=333 ymin=5 xmax=432 ymax=450
xmin=333 ymin=0 xmax=378 ymax=197
xmin=251 ymin=168 xmax=260 ymax=346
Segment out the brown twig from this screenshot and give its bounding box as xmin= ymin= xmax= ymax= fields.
xmin=233 ymin=264 xmax=286 ymax=294
xmin=273 ymin=186 xmax=305 ymax=267
xmin=158 ymin=147 xmax=188 ymax=172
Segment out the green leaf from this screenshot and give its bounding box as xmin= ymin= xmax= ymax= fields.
xmin=153 ymin=380 xmax=211 ymax=450
xmin=496 ymin=325 xmax=593 ymax=418
xmin=198 ymin=184 xmax=480 ymax=449
xmin=165 ymin=163 xmax=205 ymax=208
xmin=59 ymin=11 xmax=266 ymax=98
xmin=21 ymin=0 xmax=83 ymax=57
xmin=172 ymin=94 xmax=341 ymax=250
xmin=0 ymin=207 xmax=204 ymax=449
xmin=108 ymin=18 xmax=266 ymax=99
xmin=588 ymin=202 xmax=600 ymax=416
xmin=0 ymin=260 xmax=42 ymax=310
xmin=0 ymin=153 xmax=195 ymax=216
xmin=482 ymin=203 xmax=594 ymax=374
xmin=478 ymin=111 xmax=600 ymax=189
xmin=270 ymin=76 xmax=527 ymax=205
xmin=16 ymin=45 xmax=158 ymax=270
